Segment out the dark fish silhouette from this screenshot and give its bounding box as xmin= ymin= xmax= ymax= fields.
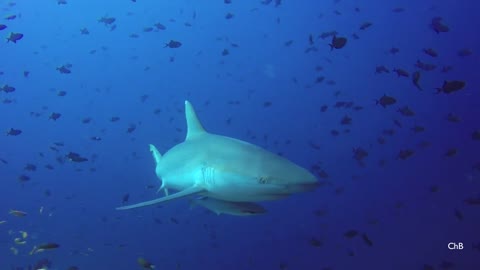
xmin=415 ymin=60 xmax=436 ymax=71
xmin=397 ymin=149 xmax=414 ymax=160
xmin=375 ymin=65 xmax=389 ymax=74
xmin=66 ymin=152 xmax=88 ymax=162
xmin=98 ymin=16 xmax=116 ymax=25
xmin=154 ymin=23 xmax=166 ymax=30
xmin=398 ymin=106 xmax=415 ymax=117
xmin=165 ymin=40 xmax=182 ymax=48
xmin=359 ymin=22 xmax=372 ymax=30
xmin=430 ymin=17 xmax=449 ymax=33
xmin=376 ymin=94 xmax=396 ymax=108
xmin=412 ymin=71 xmax=422 ymax=90
xmin=436 ymin=80 xmax=466 ymax=94
xmin=0 ymin=24 xmax=7 ymax=31
xmin=7 ymin=32 xmax=23 ymax=43
xmin=1 ymin=84 xmax=15 ymax=93
xmin=49 ymin=112 xmax=62 ymax=120
xmin=393 ymin=68 xmax=409 ymax=77
xmin=6 ymin=128 xmax=22 ymax=136
xmin=56 ymin=65 xmax=72 ymax=74
xmin=423 ymin=48 xmax=438 ymax=57
xmin=329 ymin=35 xmax=347 ymax=50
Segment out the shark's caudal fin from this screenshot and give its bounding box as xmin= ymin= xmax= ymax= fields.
xmin=185 ymin=100 xmax=207 ymax=140
xmin=116 ymin=186 xmax=204 ymax=210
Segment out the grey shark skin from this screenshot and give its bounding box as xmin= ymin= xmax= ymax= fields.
xmin=116 ymin=100 xmax=318 ymax=210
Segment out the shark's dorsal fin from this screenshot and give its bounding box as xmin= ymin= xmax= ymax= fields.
xmin=185 ymin=100 xmax=206 ymax=140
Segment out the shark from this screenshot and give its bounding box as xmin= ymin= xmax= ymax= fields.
xmin=116 ymin=100 xmax=318 ymax=211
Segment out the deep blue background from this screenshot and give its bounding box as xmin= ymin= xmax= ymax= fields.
xmin=1 ymin=0 xmax=479 ymax=269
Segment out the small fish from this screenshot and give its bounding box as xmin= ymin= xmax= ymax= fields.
xmin=82 ymin=117 xmax=92 ymax=123
xmin=110 ymin=116 xmax=120 ymax=122
xmin=441 ymin=66 xmax=453 ymax=73
xmin=98 ymin=16 xmax=116 ymax=25
xmin=56 ymin=65 xmax=71 ymax=74
xmin=30 ymin=243 xmax=60 ymax=254
xmin=14 ymin=238 xmax=26 ymax=245
xmin=18 ymin=174 xmax=30 ymax=182
xmin=127 ymin=125 xmax=136 ymax=133
xmin=376 ymin=94 xmax=396 ymax=108
xmin=90 ymin=136 xmax=102 ymax=141
xmin=412 ymin=71 xmax=422 ymax=90
xmin=6 ymin=128 xmax=23 ymax=136
xmin=80 ymin=28 xmax=89 ymax=35
xmin=472 ymin=130 xmax=480 ymax=141
xmin=375 ymin=65 xmax=389 ymax=74
xmin=446 ymin=113 xmax=461 ymax=123
xmin=344 ymin=230 xmax=359 ymax=239
xmin=411 ymin=125 xmax=425 ymax=133
xmin=0 ymin=24 xmax=7 ymax=31
xmin=122 ymin=193 xmax=130 ymax=204
xmin=1 ymin=84 xmax=15 ymax=93
xmin=66 ymin=152 xmax=88 ymax=162
xmin=454 ymin=208 xmax=463 ymax=221
xmin=430 ymin=17 xmax=449 ymax=33
xmin=362 ymin=233 xmax=373 ymax=247
xmin=6 ymin=32 xmax=23 ymax=43
xmin=423 ymin=48 xmax=438 ymax=57
xmin=397 ymin=106 xmax=415 ymax=117
xmin=444 ymin=148 xmax=457 ymax=157
xmin=154 ymin=23 xmax=166 ymax=30
xmin=389 ymin=47 xmax=399 ymax=54
xmin=49 ymin=112 xmax=62 ymax=120
xmin=352 ymin=148 xmax=368 ymax=161
xmin=359 ymin=22 xmax=372 ymax=30
xmin=329 ymin=35 xmax=347 ymax=50
xmin=340 ymin=115 xmax=352 ymax=125
xmin=436 ymin=80 xmax=466 ymax=94
xmin=165 ymin=40 xmax=182 ymax=48
xmin=397 ymin=149 xmax=414 ymax=160
xmin=393 ymin=68 xmax=409 ymax=77
xmin=457 ymin=48 xmax=472 ymax=57
xmin=309 ymin=237 xmax=323 ymax=247
xmin=9 ymin=210 xmax=27 ymax=217
xmin=464 ymin=197 xmax=480 ymax=205
xmin=0 ymin=220 xmax=6 ymax=224
xmin=415 ymin=60 xmax=436 ymax=71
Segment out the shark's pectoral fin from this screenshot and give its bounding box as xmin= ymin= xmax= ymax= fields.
xmin=116 ymin=186 xmax=204 ymax=210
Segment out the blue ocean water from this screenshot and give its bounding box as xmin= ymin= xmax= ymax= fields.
xmin=1 ymin=0 xmax=479 ymax=269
